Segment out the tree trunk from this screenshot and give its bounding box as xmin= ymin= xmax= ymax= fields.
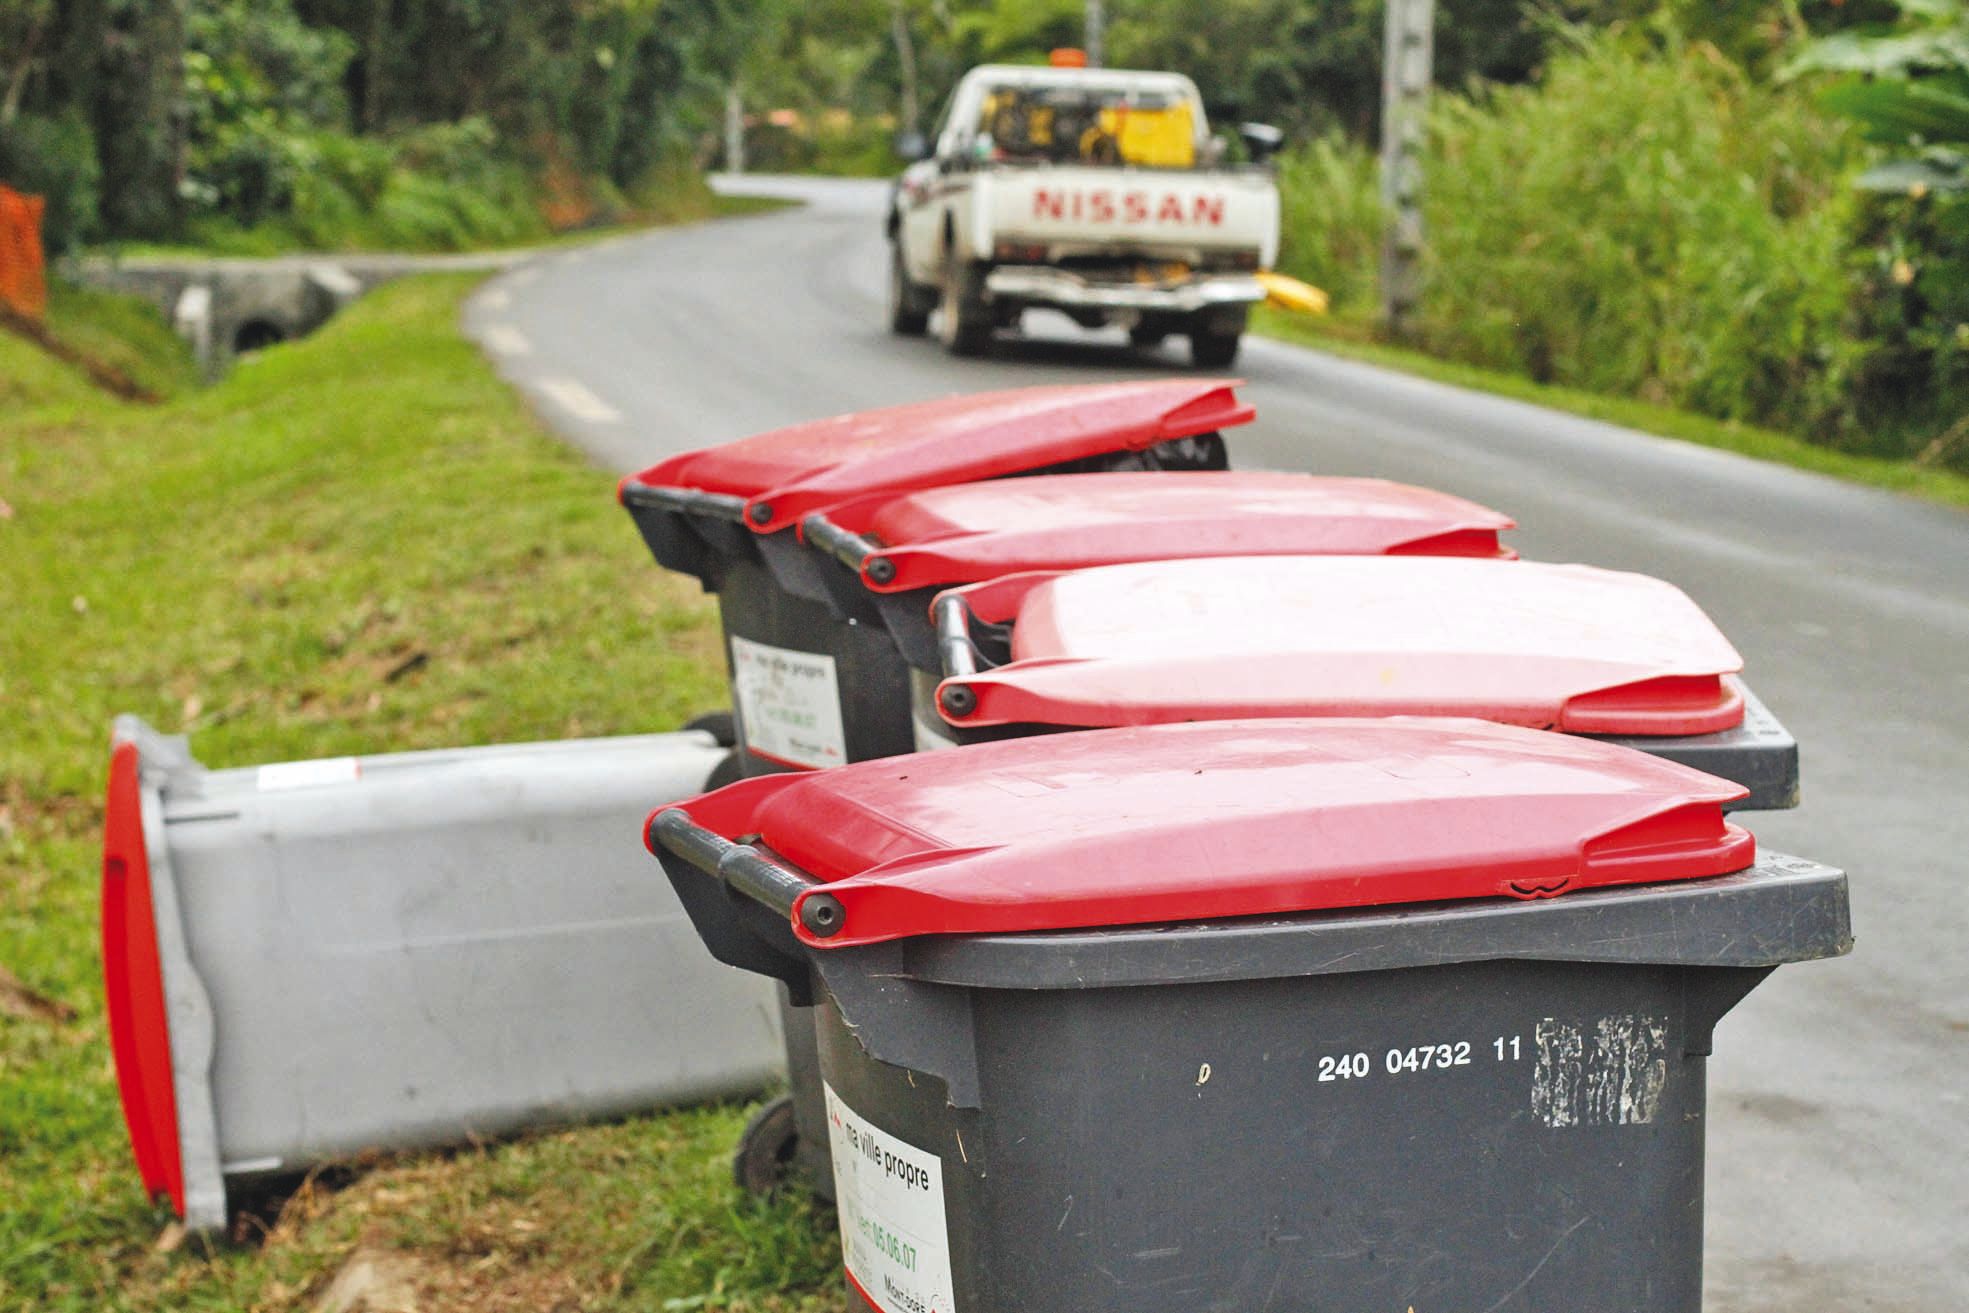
xmin=1 ymin=11 xmax=48 ymax=127
xmin=164 ymin=0 xmax=188 ymax=221
xmin=363 ymin=0 xmax=388 ymax=131
xmin=1915 ymin=413 xmax=1969 ymax=469
xmin=889 ymin=0 xmax=919 ymax=136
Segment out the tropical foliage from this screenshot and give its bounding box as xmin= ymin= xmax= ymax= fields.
xmin=1786 ymin=0 xmax=1969 ymax=458
xmin=0 ymin=0 xmax=763 ymax=252
xmin=1275 ymin=19 xmax=1969 ymax=466
xmin=1787 ymin=0 xmax=1969 ymax=191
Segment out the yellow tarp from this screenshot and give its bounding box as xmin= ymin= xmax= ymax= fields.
xmin=1097 ymin=104 xmax=1196 ymax=168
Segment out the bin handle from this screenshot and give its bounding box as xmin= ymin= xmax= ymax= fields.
xmin=935 ymin=593 xmax=982 ymax=679
xmin=648 ymin=808 xmax=845 ymax=938
xmin=618 ymin=481 xmax=748 ymax=525
xmin=800 ymin=513 xmax=883 ymax=578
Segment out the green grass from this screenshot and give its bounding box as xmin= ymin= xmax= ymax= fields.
xmin=1255 ymin=308 xmax=1969 ymax=512
xmin=2 ymin=281 xmax=200 ymax=408
xmin=0 ymin=325 xmax=104 ymax=415
xmin=0 ymin=276 xmax=846 ymax=1311
xmin=38 ymin=282 xmax=204 ymax=402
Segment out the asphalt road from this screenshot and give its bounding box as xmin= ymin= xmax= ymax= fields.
xmin=466 ymin=174 xmax=1968 ymax=1310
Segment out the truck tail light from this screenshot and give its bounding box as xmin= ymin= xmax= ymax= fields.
xmin=993 ymin=242 xmax=1049 ymax=263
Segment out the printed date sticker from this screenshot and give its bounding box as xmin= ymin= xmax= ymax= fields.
xmin=824 ymin=1083 xmax=956 ymax=1313
xmin=729 ymin=635 xmax=847 ymax=769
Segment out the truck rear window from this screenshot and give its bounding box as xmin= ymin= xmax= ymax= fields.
xmin=976 ymin=84 xmax=1199 ymax=169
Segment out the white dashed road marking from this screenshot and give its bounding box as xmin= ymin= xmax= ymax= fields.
xmin=480 ymin=324 xmax=531 ymax=356
xmin=535 ymin=375 xmax=623 ymax=425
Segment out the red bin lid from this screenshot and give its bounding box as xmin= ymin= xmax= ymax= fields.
xmin=820 ymin=471 xmax=1516 ymax=593
xmin=664 ymin=718 xmax=1754 ymax=948
xmin=102 ymin=740 xmax=186 ymax=1214
xmin=619 ymin=380 xmax=1253 ymax=534
xmin=941 ymin=556 xmax=1745 ymax=736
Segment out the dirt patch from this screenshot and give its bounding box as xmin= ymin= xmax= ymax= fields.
xmin=305 ymin=1233 xmax=589 ymax=1312
xmin=0 ymin=962 xmax=76 ymax=1023
xmin=0 ymin=782 xmax=103 ymax=840
xmin=312 ymin=1246 xmax=430 ymax=1313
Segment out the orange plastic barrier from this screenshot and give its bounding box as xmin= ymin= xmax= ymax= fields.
xmin=0 ymin=185 xmax=49 ymax=321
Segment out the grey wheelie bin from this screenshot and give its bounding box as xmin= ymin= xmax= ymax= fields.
xmin=102 ymin=717 xmax=783 ymax=1232
xmin=797 ymin=469 xmax=1518 ymax=678
xmin=616 ymin=379 xmax=1248 ymax=778
xmin=648 ymin=718 xmax=1850 ymax=1313
xmin=924 ymin=554 xmax=1800 ymax=810
xmin=619 ymin=380 xmax=1250 ymax=1196
xmin=745 ymin=470 xmax=1520 ymax=1196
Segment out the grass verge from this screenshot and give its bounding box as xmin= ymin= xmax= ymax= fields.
xmin=1254 ymin=308 xmax=1969 ymax=512
xmin=2 ymin=283 xmax=201 ymax=407
xmin=0 ymin=276 xmax=844 ymax=1311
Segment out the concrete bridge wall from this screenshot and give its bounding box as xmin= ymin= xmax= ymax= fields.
xmin=70 ymin=252 xmax=524 ymax=376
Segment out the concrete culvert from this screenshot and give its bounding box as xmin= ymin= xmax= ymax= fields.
xmin=232 ymin=319 xmax=287 ymax=355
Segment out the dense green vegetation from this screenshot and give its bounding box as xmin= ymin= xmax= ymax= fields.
xmin=0 ymin=0 xmax=770 ymax=253
xmin=1274 ymin=15 xmax=1969 ymax=471
xmin=0 ymin=276 xmax=845 ymax=1311
xmin=746 ymin=1 xmax=1874 ymax=140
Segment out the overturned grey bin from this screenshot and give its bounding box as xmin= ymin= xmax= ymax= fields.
xmin=102 ymin=716 xmax=783 ymax=1231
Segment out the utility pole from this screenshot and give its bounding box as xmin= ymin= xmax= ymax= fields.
xmin=724 ymin=82 xmax=745 ymax=175
xmin=1379 ymin=0 xmax=1433 ymax=338
xmin=1085 ymin=0 xmax=1105 ymax=67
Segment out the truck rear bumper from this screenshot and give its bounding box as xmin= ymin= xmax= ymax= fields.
xmin=983 ymin=266 xmax=1265 ymax=314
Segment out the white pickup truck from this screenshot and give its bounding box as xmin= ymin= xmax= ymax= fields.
xmin=887 ymin=61 xmax=1281 ymax=366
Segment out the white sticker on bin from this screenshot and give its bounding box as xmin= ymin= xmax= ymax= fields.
xmin=255 ymin=757 xmax=360 ymax=791
xmin=729 ymin=635 xmax=847 ymax=769
xmin=825 ymin=1083 xmax=956 ymax=1313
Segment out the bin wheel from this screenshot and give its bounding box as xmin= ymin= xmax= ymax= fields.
xmin=733 ymin=1094 xmax=802 ymax=1195
xmin=682 ymin=710 xmax=736 ymax=747
xmin=704 ymin=747 xmax=745 ymax=791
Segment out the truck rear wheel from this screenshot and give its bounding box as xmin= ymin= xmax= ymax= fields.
xmin=939 ymin=260 xmax=993 ymax=357
xmin=888 ymin=244 xmax=933 ymax=336
xmin=1189 ymin=326 xmax=1243 ymax=369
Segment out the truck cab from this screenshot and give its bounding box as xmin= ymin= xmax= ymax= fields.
xmin=887 ymin=60 xmax=1281 ymax=366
